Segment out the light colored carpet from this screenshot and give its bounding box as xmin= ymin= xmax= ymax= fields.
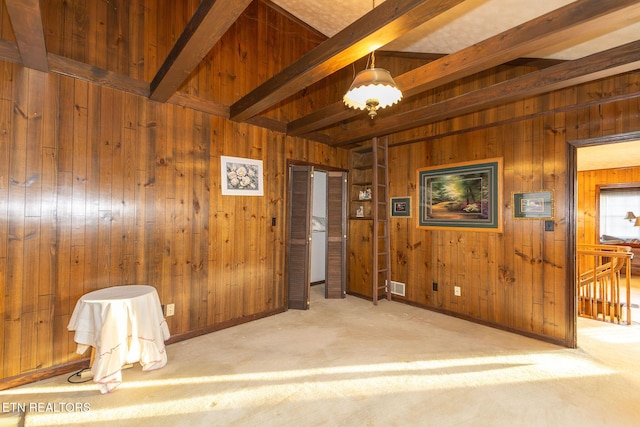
xmin=2 ymin=284 xmax=640 ymax=427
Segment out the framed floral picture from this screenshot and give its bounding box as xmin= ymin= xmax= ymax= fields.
xmin=220 ymin=156 xmax=264 ymax=196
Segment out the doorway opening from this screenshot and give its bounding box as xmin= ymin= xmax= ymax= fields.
xmin=286 ymin=164 xmax=347 ymax=310
xmin=570 ymin=131 xmax=640 ymax=347
xmin=310 ymin=170 xmax=327 ymax=288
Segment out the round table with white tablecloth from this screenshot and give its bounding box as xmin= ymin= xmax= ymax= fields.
xmin=68 ymin=285 xmax=170 ymax=393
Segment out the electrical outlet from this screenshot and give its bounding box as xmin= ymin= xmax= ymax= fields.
xmin=432 ymin=282 xmax=438 ymax=291
xmin=166 ymin=303 xmax=175 ymax=316
xmin=454 ymin=286 xmax=461 ymax=297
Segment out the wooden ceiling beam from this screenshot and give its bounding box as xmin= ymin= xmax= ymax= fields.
xmin=149 ymin=0 xmax=252 ymax=102
xmin=288 ymin=0 xmax=640 ymax=137
xmin=229 ymin=0 xmax=466 ymax=122
xmin=168 ymin=93 xmax=230 ymax=119
xmin=0 ymin=46 xmax=232 ymax=122
xmin=0 ymin=39 xmax=21 ymax=64
xmin=384 ymin=91 xmax=640 ymax=150
xmin=4 ymin=0 xmax=48 ymax=72
xmin=329 ymin=39 xmax=640 ymax=146
xmin=47 ymin=54 xmax=150 ymax=97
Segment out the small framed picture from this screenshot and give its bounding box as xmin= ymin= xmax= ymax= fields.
xmin=513 ymin=190 xmax=554 ymax=219
xmin=220 ymin=155 xmax=264 ymax=196
xmin=391 ymin=196 xmax=412 ymax=218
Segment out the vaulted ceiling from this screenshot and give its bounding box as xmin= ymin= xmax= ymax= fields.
xmin=2 ymin=0 xmax=640 ymax=149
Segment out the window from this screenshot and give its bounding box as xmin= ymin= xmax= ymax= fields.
xmin=599 ymin=188 xmax=640 ymax=241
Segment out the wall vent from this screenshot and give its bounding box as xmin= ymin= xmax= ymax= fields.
xmin=389 ymin=280 xmax=405 ymax=296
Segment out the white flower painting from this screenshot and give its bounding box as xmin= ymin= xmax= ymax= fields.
xmin=220 ymin=156 xmax=264 ymax=196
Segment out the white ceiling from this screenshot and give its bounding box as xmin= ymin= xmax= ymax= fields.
xmin=272 ymin=0 xmax=640 ymax=60
xmin=578 ymin=141 xmax=640 ymax=172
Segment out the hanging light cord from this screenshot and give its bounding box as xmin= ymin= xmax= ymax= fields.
xmin=370 ymin=0 xmax=377 ymax=69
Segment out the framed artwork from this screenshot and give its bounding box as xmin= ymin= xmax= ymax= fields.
xmin=417 ymin=158 xmax=503 ymax=232
xmin=513 ymin=190 xmax=553 ymax=219
xmin=391 ymin=196 xmax=412 ymax=218
xmin=220 ymin=156 xmax=264 ymax=196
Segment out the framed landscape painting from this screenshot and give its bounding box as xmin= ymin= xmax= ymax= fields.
xmin=417 ymin=158 xmax=503 ymax=232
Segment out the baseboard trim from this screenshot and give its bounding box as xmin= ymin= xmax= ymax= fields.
xmin=0 ymin=307 xmax=286 ymax=391
xmin=0 ymin=360 xmax=89 ymax=391
xmin=392 ymin=296 xmax=568 ymax=347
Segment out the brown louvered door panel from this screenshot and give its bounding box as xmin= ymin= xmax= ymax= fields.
xmin=326 ymin=171 xmax=347 ymax=299
xmin=287 ymin=165 xmax=313 ymax=310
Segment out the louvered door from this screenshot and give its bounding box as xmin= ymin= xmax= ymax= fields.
xmin=287 ymin=165 xmax=313 ymax=309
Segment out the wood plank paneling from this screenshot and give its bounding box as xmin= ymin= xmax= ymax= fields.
xmin=0 ymin=62 xmax=348 ymax=384
xmin=0 ymin=19 xmax=349 ymax=381
xmin=347 ymin=219 xmax=373 ymax=297
xmin=1 ymin=0 xmax=639 ymax=387
xmin=380 ymin=74 xmax=640 ymax=344
xmin=5 ymin=66 xmax=28 ymax=378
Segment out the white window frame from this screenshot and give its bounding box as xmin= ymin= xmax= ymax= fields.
xmin=599 ymin=187 xmax=640 ymax=242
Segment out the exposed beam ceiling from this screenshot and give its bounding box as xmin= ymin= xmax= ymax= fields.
xmin=149 ymin=0 xmax=252 ymax=102
xmin=4 ymin=0 xmax=48 ymax=72
xmin=0 ymin=0 xmax=639 ymax=149
xmin=229 ymin=0 xmax=465 ymax=122
xmin=329 ymin=39 xmax=640 ymax=146
xmin=287 ymin=0 xmax=640 ymax=137
xmin=274 ymin=0 xmax=640 ymax=61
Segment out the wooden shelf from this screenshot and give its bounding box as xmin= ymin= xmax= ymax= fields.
xmin=349 ymin=149 xmax=374 ymax=220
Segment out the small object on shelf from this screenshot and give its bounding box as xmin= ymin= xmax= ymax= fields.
xmin=356 ymin=205 xmax=364 ymax=218
xmin=358 ymin=188 xmax=372 ymax=200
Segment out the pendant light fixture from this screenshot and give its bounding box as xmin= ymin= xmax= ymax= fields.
xmin=343 ymin=1 xmax=403 ymax=118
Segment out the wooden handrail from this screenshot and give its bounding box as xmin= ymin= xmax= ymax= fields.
xmin=577 ymin=244 xmax=632 ymax=324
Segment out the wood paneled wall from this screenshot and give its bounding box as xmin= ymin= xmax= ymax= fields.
xmin=0 ymin=63 xmax=347 ymax=382
xmin=578 ymin=166 xmax=640 ymax=246
xmin=2 ymin=0 xmax=640 ymax=384
xmin=36 ymin=0 xmax=332 ymax=116
xmin=0 ymin=0 xmax=349 ymax=384
xmin=385 ymin=73 xmax=640 ymax=344
xmin=39 ymin=0 xmax=201 ymax=82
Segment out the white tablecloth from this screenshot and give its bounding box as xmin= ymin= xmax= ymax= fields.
xmin=68 ymin=285 xmax=170 ymax=393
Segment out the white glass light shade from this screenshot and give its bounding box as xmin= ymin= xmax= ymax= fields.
xmin=343 ymin=68 xmax=403 ymax=118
